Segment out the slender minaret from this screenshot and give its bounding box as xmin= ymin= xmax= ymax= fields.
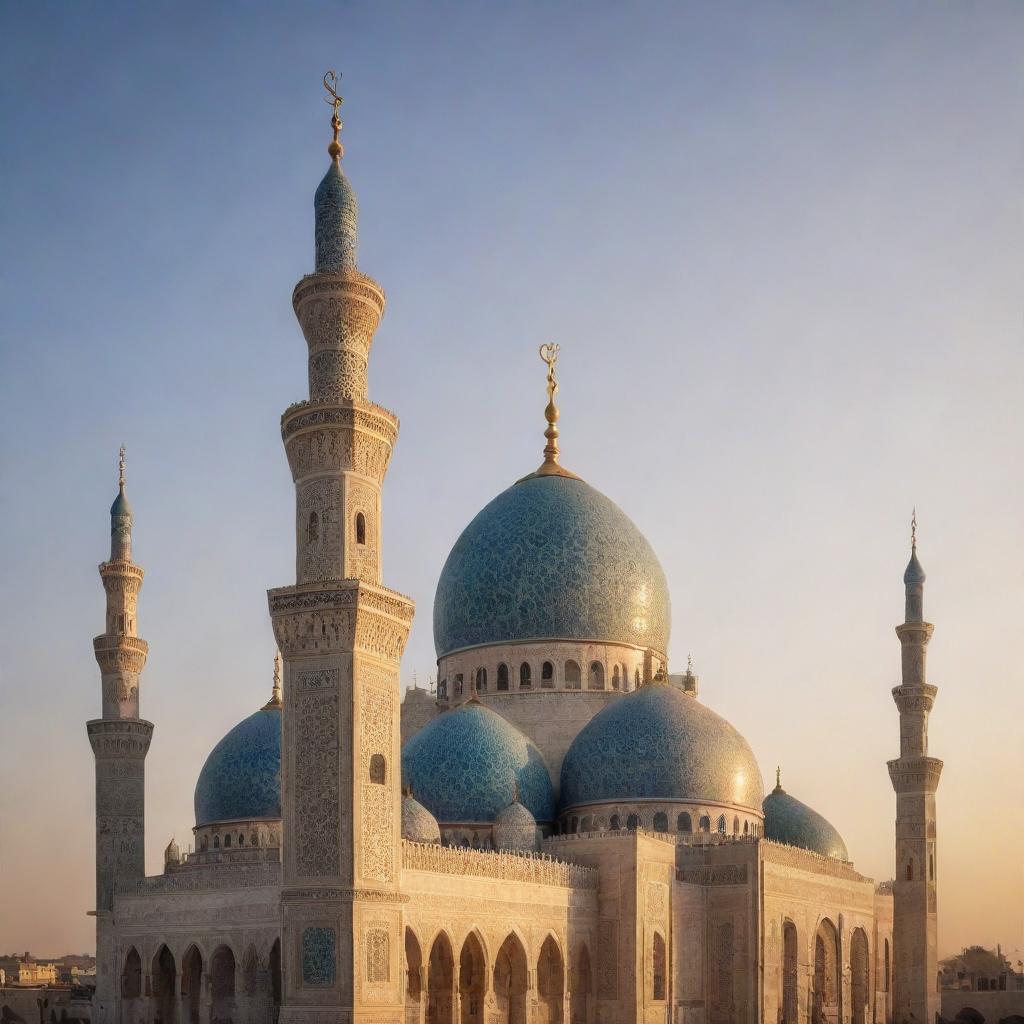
xmin=269 ymin=72 xmax=414 ymax=1022
xmin=87 ymin=448 xmax=153 ymax=1022
xmin=888 ymin=513 xmax=942 ymax=1024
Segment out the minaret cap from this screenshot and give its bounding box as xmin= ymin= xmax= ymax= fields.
xmin=904 ymin=508 xmax=926 ymax=585
xmin=110 ymin=445 xmax=132 ymax=520
xmin=773 ymin=766 xmax=784 ymax=794
xmin=263 ymin=651 xmax=284 ymax=710
xmin=314 ymin=70 xmax=358 ymax=273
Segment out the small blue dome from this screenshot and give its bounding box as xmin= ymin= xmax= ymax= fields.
xmin=560 ymin=683 xmax=764 ymax=811
xmin=433 ymin=474 xmax=670 ymax=658
xmin=401 ymin=703 xmax=556 ymax=823
xmin=194 ymin=707 xmax=281 ymax=826
xmin=314 ymin=160 xmax=358 ymax=272
xmin=904 ymin=548 xmax=926 ymax=585
xmin=763 ymin=784 xmax=848 ymax=860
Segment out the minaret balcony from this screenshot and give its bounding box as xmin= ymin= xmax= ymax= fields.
xmin=887 ymin=756 xmax=943 ymax=793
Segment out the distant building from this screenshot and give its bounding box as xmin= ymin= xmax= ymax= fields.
xmin=0 ymin=953 xmax=57 ymax=986
xmin=941 ymin=946 xmax=1024 ymax=992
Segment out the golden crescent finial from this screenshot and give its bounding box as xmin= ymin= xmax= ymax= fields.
xmin=323 ymin=70 xmax=344 ymax=161
xmin=911 ymin=507 xmax=917 ymax=551
xmin=118 ymin=445 xmax=126 ymax=489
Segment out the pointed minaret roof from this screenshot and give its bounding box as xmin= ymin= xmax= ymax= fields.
xmin=110 ymin=445 xmax=132 ymax=519
xmin=904 ymin=508 xmax=926 ymax=585
xmin=262 ymin=651 xmax=284 ymax=710
xmin=314 ymin=70 xmax=358 ymax=273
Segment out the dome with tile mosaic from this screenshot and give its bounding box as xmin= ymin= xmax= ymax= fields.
xmin=401 ymin=701 xmax=556 ymax=824
xmin=433 ymin=473 xmax=671 ymax=658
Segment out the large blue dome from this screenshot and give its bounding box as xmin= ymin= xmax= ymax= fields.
xmin=433 ymin=474 xmax=670 ymax=658
xmin=560 ymin=683 xmax=764 ymax=811
xmin=763 ymin=783 xmax=848 ymax=860
xmin=194 ymin=707 xmax=281 ymax=827
xmin=401 ymin=702 xmax=556 ymax=823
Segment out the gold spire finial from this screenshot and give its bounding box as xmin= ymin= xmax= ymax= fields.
xmin=323 ymin=70 xmax=344 ymax=161
xmin=775 ymin=765 xmax=782 ymax=792
xmin=686 ymin=653 xmax=693 ymax=676
xmin=532 ymin=343 xmax=580 ymax=479
xmin=911 ymin=507 xmax=917 ymax=551
xmin=118 ymin=445 xmax=126 ymax=490
xmin=264 ymin=651 xmax=283 ymax=709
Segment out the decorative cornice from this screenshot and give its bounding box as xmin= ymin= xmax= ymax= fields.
xmin=281 ymin=887 xmax=409 ymax=905
xmin=93 ymin=635 xmax=149 ymax=674
xmin=281 ymin=400 xmax=399 ymax=441
xmin=86 ymin=718 xmax=154 ymax=758
xmin=887 ymin=756 xmax=943 ymax=793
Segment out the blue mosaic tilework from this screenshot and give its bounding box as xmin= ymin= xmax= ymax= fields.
xmin=559 ymin=683 xmax=764 ymax=811
xmin=433 ymin=474 xmax=671 ymax=658
xmin=314 ymin=160 xmax=358 ymax=272
xmin=193 ymin=707 xmax=281 ymax=826
xmin=763 ymin=786 xmax=849 ymax=860
xmin=302 ymin=927 xmax=336 ymax=987
xmin=401 ymin=702 xmax=556 ymax=823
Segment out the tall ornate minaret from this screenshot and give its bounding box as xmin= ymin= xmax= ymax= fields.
xmin=87 ymin=448 xmax=153 ymax=1022
xmin=888 ymin=513 xmax=942 ymax=1024
xmin=269 ymin=72 xmax=414 ymax=1022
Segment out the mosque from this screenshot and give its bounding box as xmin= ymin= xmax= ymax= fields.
xmin=86 ymin=76 xmax=943 ymax=1024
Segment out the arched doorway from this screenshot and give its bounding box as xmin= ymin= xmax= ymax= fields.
xmin=269 ymin=939 xmax=282 ymax=1021
xmin=782 ymin=921 xmax=798 ymax=1024
xmin=121 ymin=947 xmax=142 ymax=1000
xmin=537 ymin=936 xmax=564 ymax=1024
xmin=588 ymin=662 xmax=604 ymax=689
xmin=493 ymin=934 xmax=528 ymax=1024
xmin=210 ymin=945 xmax=236 ymax=1023
xmin=571 ymin=945 xmax=591 ymax=1024
xmin=427 ymin=933 xmax=455 ymax=1024
xmin=813 ymin=919 xmax=839 ymax=1024
xmin=459 ymin=933 xmax=486 ymax=1024
xmin=180 ymin=945 xmax=202 ymax=1024
xmin=151 ymin=945 xmax=177 ymax=1024
xmin=405 ymin=929 xmax=423 ymax=1024
xmin=851 ymin=928 xmax=870 ymax=1024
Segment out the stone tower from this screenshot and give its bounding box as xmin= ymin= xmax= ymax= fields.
xmin=888 ymin=519 xmax=942 ymax=1024
xmin=269 ymin=74 xmax=414 ymax=1023
xmin=87 ymin=449 xmax=153 ymax=1022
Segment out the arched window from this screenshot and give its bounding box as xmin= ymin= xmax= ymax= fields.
xmin=699 ymin=815 xmax=711 ymax=833
xmin=653 ymin=812 xmax=668 ymax=833
xmin=519 ymin=663 xmax=532 ymax=688
xmin=496 ymin=663 xmax=509 ymax=691
xmin=677 ymin=812 xmax=692 ymax=833
xmin=626 ymin=813 xmax=640 ymax=831
xmin=225 ymin=833 xmax=232 ymax=848
xmin=929 ymin=852 xmax=934 ymax=880
xmin=905 ymin=859 xmax=914 ymax=881
xmin=307 ymin=511 xmax=319 ymax=543
xmin=541 ymin=661 xmax=554 ymax=687
xmin=201 ymin=835 xmax=208 ymax=850
xmin=581 ymin=816 xmax=592 ymax=833
xmin=610 ymin=814 xmax=621 ymax=831
xmin=564 ymin=660 xmax=581 ymax=689
xmin=251 ymin=832 xmax=258 ymax=846
xmin=717 ymin=814 xmax=727 ymax=834
xmin=782 ymin=922 xmax=798 ymax=1024
xmin=438 ymin=677 xmax=448 ymax=699
xmin=355 ymin=511 xmax=366 ymax=545
xmin=238 ymin=832 xmax=244 ymax=846
xmin=743 ymin=820 xmax=749 ymax=834
xmin=733 ymin=815 xmax=740 ymax=834
xmin=455 ymin=674 xmax=463 ymax=696
xmin=612 ymin=665 xmax=620 ymax=690
xmin=634 ymin=668 xmax=641 ymax=687
xmin=571 ymin=816 xmax=579 ymax=833
xmin=475 ymin=667 xmax=487 ymax=693
xmin=652 ymin=933 xmax=666 ymax=1000
xmin=588 ymin=662 xmax=605 ymax=689
xmin=369 ymin=753 xmax=386 ymax=784
xmin=884 ymin=938 xmax=891 ymax=992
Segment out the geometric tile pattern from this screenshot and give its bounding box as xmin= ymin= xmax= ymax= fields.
xmin=402 ymin=702 xmax=556 ymax=823
xmin=301 ymin=926 xmax=336 ymax=987
xmin=433 ymin=473 xmax=671 ymax=658
xmin=193 ymin=706 xmax=281 ymax=827
xmin=762 ymin=784 xmax=849 ymax=860
xmin=315 ymin=161 xmax=357 ymax=272
xmin=559 ymin=682 xmax=764 ymax=811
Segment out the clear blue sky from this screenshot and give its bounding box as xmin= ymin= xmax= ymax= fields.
xmin=1 ymin=2 xmax=1022 ymax=957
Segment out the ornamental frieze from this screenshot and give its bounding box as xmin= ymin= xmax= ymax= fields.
xmin=281 ymin=888 xmax=408 ymax=904
xmin=676 ymin=865 xmax=748 ymax=886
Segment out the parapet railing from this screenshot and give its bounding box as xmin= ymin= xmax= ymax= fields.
xmin=761 ymin=840 xmax=869 ymax=882
xmin=402 ymin=840 xmax=598 ymax=890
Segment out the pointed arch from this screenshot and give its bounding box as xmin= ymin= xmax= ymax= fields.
xmin=537 ymin=934 xmax=564 ymax=1024
xmin=813 ymin=918 xmax=840 ymax=1023
xmin=497 ymin=663 xmax=509 ymax=691
xmin=405 ymin=928 xmax=424 ymax=1024
xmin=782 ymin=920 xmax=798 ymax=1024
xmin=493 ymin=933 xmax=528 ymax=1024
xmin=179 ymin=943 xmax=202 ymax=1024
xmin=571 ymin=943 xmax=592 ymax=1024
xmin=269 ymin=938 xmax=282 ymax=1015
xmin=120 ymin=946 xmax=142 ymax=1000
xmin=426 ymin=931 xmax=455 ymax=1024
xmin=851 ymin=927 xmax=870 ymax=1024
xmin=588 ymin=662 xmax=605 ymax=689
xmin=241 ymin=943 xmax=260 ymax=997
xmin=459 ymin=931 xmax=486 ymax=1024
xmin=211 ymin=944 xmax=236 ymax=1020
xmin=564 ymin=660 xmax=581 ymax=689
xmin=151 ymin=944 xmax=178 ymax=1024
xmin=652 ymin=931 xmax=667 ymax=1001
